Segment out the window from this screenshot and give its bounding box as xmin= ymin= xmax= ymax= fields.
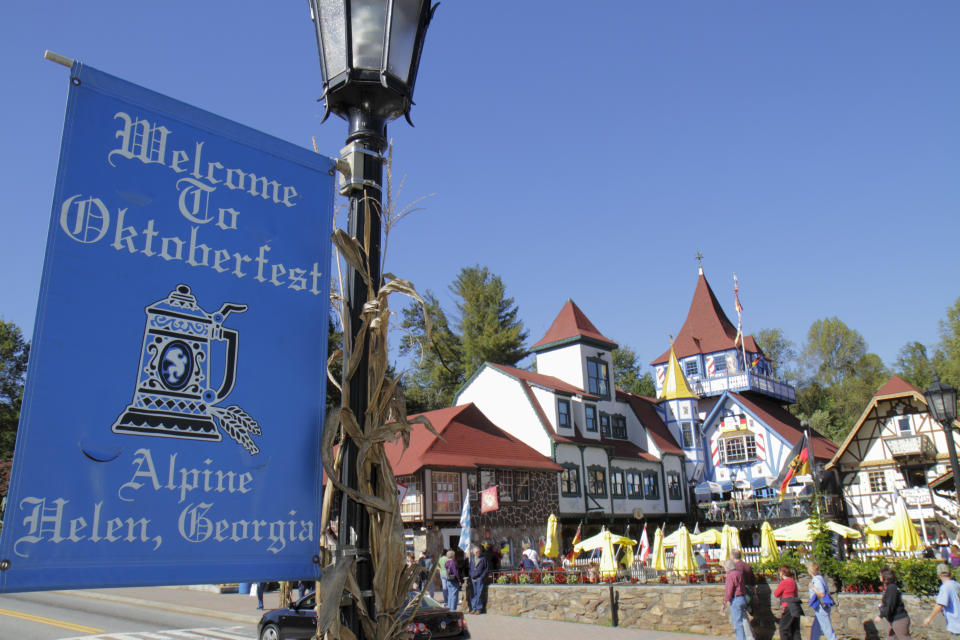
xmin=599 ymin=412 xmax=611 ymax=436
xmin=612 ymin=414 xmax=627 ymax=439
xmin=479 ymin=469 xmax=515 ymax=501
xmin=714 ymin=355 xmax=727 ymax=374
xmin=467 ymin=472 xmax=478 ymax=500
xmin=611 ymin=468 xmax=625 ymax=498
xmin=681 ymin=422 xmax=695 ymax=449
xmin=626 ymin=471 xmax=643 ymax=498
xmin=557 ymin=399 xmax=571 ymax=429
xmin=720 ymin=435 xmax=758 ymax=464
xmin=642 ymin=471 xmax=660 ymax=500
xmin=432 ymin=471 xmax=461 ymax=514
xmin=560 ymin=465 xmax=581 ymax=496
xmin=587 ymin=466 xmax=607 ymax=497
xmin=514 ymin=471 xmax=530 ymax=501
xmin=585 ymin=404 xmax=598 ymax=432
xmin=667 ymin=472 xmax=682 ymax=500
xmin=684 ymin=359 xmax=699 ymax=377
xmin=898 ymin=416 xmax=911 ymax=435
xmin=397 ymin=474 xmax=421 ymax=517
xmin=587 ymin=358 xmax=609 ymax=398
xmin=868 ymin=471 xmax=887 ymax=493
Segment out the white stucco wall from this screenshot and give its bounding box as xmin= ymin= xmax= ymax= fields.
xmin=534 ymin=344 xmax=586 ymax=389
xmin=455 ymin=366 xmax=552 ymax=457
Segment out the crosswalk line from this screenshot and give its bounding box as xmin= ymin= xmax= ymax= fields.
xmin=59 ymin=626 xmax=254 ymax=640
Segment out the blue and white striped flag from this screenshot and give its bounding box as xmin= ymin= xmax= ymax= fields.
xmin=458 ymin=489 xmax=471 ymax=552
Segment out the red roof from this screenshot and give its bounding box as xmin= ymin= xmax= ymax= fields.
xmin=652 ymin=271 xmax=759 ymax=366
xmin=617 ymin=390 xmax=684 ymax=455
xmin=531 ymin=300 xmax=617 ymax=352
xmin=874 ymin=375 xmax=923 ymax=398
xmin=488 ymin=362 xmax=595 ymax=398
xmin=385 ymin=403 xmax=562 ymax=475
xmin=732 ymin=393 xmax=838 ymax=461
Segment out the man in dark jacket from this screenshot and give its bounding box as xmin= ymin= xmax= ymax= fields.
xmin=731 ymin=549 xmax=756 ymax=640
xmin=468 ymin=545 xmax=489 ymax=614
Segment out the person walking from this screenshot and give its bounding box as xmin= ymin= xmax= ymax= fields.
xmin=442 ymin=550 xmax=461 ymax=612
xmin=874 ymin=567 xmax=911 ymax=639
xmin=418 ymin=550 xmax=435 ymax=599
xmin=256 ymin=581 xmax=268 ymax=610
xmin=806 ymin=561 xmax=837 ymax=640
xmin=468 ymin=545 xmax=489 ymax=614
xmin=773 ymin=565 xmax=803 ymax=640
xmin=721 ymin=558 xmax=749 ymax=640
xmin=923 ymin=564 xmax=960 ymax=634
xmin=731 ymin=549 xmax=756 ymax=640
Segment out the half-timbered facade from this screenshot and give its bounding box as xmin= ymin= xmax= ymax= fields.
xmin=827 ymin=376 xmax=960 ymax=534
xmin=652 ymin=266 xmax=839 ymax=528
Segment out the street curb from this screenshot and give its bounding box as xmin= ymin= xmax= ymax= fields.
xmin=54 ymin=589 xmax=262 ymax=625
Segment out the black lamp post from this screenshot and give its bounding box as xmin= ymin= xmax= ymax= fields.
xmin=923 ymin=374 xmax=960 ymax=502
xmin=309 ymin=2 xmax=435 ymax=638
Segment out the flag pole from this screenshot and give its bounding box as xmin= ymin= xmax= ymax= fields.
xmin=802 ymin=421 xmax=819 ymax=512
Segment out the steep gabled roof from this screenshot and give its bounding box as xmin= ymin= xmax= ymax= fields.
xmin=651 ymin=270 xmax=759 ymax=366
xmin=488 ymin=362 xmax=596 ymax=398
xmin=827 ymin=375 xmax=932 ymax=469
xmin=531 ymin=299 xmax=617 ymax=352
xmin=385 ymin=403 xmax=562 ymax=476
xmin=730 ymin=392 xmax=838 ymax=461
xmin=658 ymin=346 xmax=697 ymax=400
xmin=617 ymin=390 xmax=684 ymax=455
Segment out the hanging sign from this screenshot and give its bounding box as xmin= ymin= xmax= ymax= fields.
xmin=0 ymin=63 xmax=335 ymax=592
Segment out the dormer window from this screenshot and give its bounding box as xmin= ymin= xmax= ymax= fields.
xmin=587 ymin=357 xmax=609 ymax=399
xmin=585 ymin=404 xmax=598 ymax=432
xmin=713 ymin=355 xmax=727 ymax=375
xmin=599 ymin=412 xmax=611 ymax=436
xmin=684 ymin=359 xmax=699 ymax=378
xmin=612 ymin=414 xmax=627 ymax=439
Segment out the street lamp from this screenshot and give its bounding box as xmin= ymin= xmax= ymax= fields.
xmin=923 ymin=374 xmax=960 ymax=502
xmin=309 ymin=2 xmax=435 ymax=638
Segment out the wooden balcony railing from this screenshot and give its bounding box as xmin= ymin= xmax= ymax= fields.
xmin=697 ymin=494 xmax=844 ymax=524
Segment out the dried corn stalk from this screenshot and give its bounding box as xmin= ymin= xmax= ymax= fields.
xmin=316 ymin=186 xmax=439 ymax=640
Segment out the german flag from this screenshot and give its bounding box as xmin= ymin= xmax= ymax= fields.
xmin=775 ymin=433 xmax=810 ymax=502
xmin=565 ymin=523 xmax=582 ymax=563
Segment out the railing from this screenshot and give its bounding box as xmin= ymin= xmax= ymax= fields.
xmin=883 ymin=434 xmax=935 ymax=459
xmin=697 ymin=494 xmax=844 ymax=524
xmin=689 ymin=370 xmax=797 ymax=403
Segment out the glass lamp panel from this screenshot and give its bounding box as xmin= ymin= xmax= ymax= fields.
xmin=945 ymin=386 xmax=959 ymax=422
xmin=351 ymin=0 xmax=387 ymax=71
xmin=318 ymin=0 xmax=348 ymax=81
xmin=386 ymin=0 xmax=422 ymax=83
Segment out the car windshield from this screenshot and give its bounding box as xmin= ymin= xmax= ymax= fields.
xmin=295 ymin=593 xmax=316 ymax=609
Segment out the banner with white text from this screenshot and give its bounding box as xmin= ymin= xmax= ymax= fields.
xmin=0 ymin=63 xmax=334 ymax=592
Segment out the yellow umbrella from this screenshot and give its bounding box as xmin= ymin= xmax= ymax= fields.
xmin=672 ymin=525 xmax=698 ymax=574
xmin=661 ymin=527 xmax=685 ymax=548
xmin=772 ymin=518 xmax=862 ymax=542
xmin=690 ymin=528 xmax=723 ymax=546
xmin=573 ymin=528 xmax=636 ymax=578
xmin=865 ymin=516 xmax=896 ymax=536
xmin=652 ymin=527 xmax=667 ymax=571
xmin=891 ymin=497 xmax=922 ymax=552
xmin=543 ymin=514 xmax=560 ymax=558
xmin=620 ymin=536 xmax=636 ymax=568
xmin=719 ymin=524 xmax=741 ymax=561
xmin=866 ymin=533 xmax=883 ymax=550
xmin=760 ymin=521 xmax=780 ymax=562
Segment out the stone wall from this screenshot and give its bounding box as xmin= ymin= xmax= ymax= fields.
xmin=486 ymin=581 xmax=954 ymax=640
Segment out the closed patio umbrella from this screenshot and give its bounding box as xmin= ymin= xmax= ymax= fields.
xmin=673 ymin=524 xmax=698 ymax=574
xmin=652 ymin=527 xmax=667 ymax=571
xmin=760 ymin=521 xmax=780 ymax=562
xmin=544 ymin=514 xmax=560 ymax=558
xmin=891 ymin=496 xmax=922 ymax=553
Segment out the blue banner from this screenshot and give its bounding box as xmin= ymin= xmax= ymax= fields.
xmin=0 ymin=63 xmax=335 ymax=592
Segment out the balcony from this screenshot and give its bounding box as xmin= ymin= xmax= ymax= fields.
xmin=697 ymin=494 xmax=844 ymax=527
xmin=691 ymin=371 xmax=797 ymax=403
xmin=883 ymin=434 xmax=935 ymax=460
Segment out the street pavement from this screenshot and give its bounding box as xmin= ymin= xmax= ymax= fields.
xmin=59 ymin=585 xmax=727 ymax=639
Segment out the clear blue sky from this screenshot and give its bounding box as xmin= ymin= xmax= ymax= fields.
xmin=3 ymin=2 xmax=958 ymax=377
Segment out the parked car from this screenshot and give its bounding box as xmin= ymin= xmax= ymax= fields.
xmin=257 ymin=591 xmax=470 ymax=640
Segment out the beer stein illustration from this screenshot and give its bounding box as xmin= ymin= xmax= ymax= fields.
xmin=112 ymin=284 xmax=261 ymax=454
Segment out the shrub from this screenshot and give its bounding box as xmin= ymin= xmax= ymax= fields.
xmin=496 ymin=575 xmax=509 ymax=584
xmin=893 ymin=559 xmax=939 ymax=596
xmin=517 ymin=574 xmax=531 ymax=584
xmin=566 ymin=573 xmax=579 ymax=584
xmin=542 ymin=574 xmax=555 ymax=584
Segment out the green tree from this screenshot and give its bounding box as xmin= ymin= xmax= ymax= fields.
xmin=0 ymin=320 xmax=30 ymax=460
xmin=755 ymin=327 xmax=798 ymax=382
xmin=934 ymin=296 xmax=960 ymax=389
xmin=895 ymin=341 xmax=935 ymax=391
xmin=399 ymin=266 xmax=527 ymax=412
xmin=797 ymin=318 xmax=888 ymax=442
xmin=612 ymin=346 xmax=656 ymax=396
